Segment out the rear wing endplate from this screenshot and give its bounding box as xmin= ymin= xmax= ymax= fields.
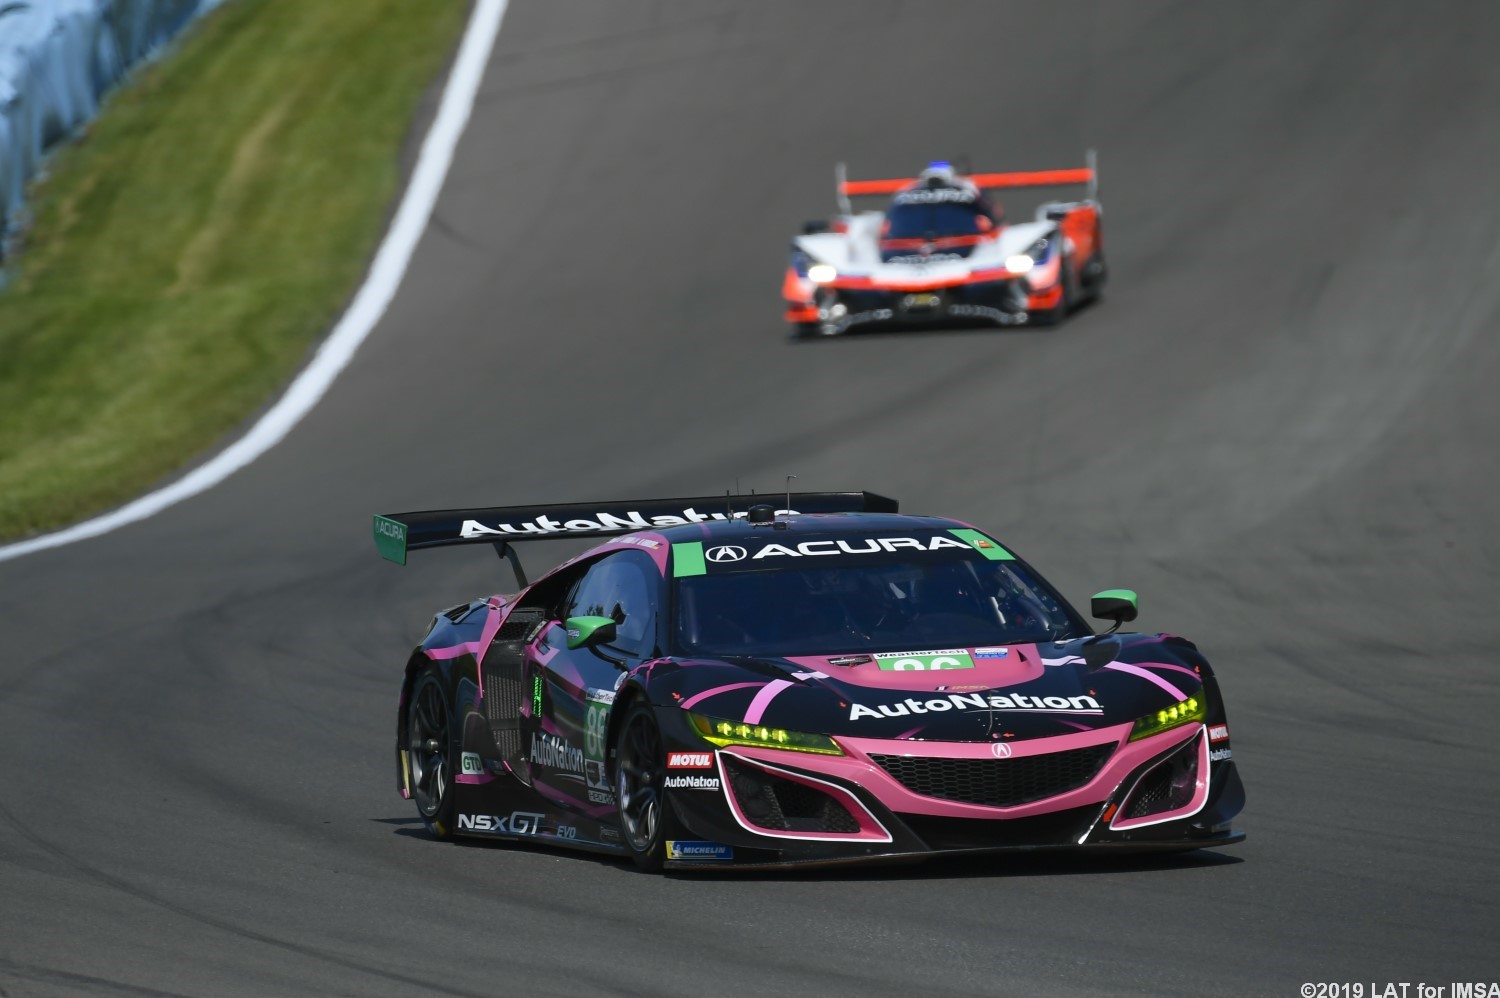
xmin=373 ymin=491 xmax=899 ymax=566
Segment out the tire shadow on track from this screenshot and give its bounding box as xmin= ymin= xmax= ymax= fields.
xmin=381 ymin=818 xmax=1242 ymax=881
xmin=658 ymin=848 xmax=1242 ymax=883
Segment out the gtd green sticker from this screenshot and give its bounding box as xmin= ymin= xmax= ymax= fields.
xmin=874 ymin=649 xmax=975 ymax=671
xmin=948 ymin=528 xmax=1014 ymax=560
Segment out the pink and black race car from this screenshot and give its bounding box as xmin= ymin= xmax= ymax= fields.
xmin=376 ymin=492 xmax=1243 ymax=871
xmin=783 ymin=158 xmax=1107 ymax=337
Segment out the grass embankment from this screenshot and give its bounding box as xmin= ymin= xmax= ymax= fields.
xmin=0 ymin=0 xmax=469 ymax=541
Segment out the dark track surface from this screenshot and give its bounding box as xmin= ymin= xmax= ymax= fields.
xmin=4 ymin=2 xmax=1499 ymax=994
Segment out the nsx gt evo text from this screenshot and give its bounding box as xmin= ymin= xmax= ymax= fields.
xmin=375 ymin=492 xmax=1243 ymax=871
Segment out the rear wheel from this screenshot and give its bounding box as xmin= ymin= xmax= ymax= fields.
xmin=615 ymin=702 xmax=681 ymax=871
xmin=407 ymin=670 xmax=456 ymax=840
xmin=1082 ymin=246 xmax=1108 ymax=300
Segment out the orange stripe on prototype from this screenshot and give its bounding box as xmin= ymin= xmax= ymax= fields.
xmin=842 ymin=177 xmax=920 ymax=195
xmin=968 ymin=168 xmax=1093 ymax=189
xmin=841 ymin=167 xmax=1093 ymax=196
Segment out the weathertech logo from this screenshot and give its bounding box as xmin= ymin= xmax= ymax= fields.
xmin=668 ymin=752 xmax=713 ymax=769
xmin=1208 ymin=724 xmax=1230 ymax=743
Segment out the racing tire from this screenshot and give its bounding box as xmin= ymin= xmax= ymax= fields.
xmin=406 ymin=669 xmax=457 ymax=840
xmin=614 ymin=701 xmax=682 ymax=872
xmin=1030 ymin=257 xmax=1076 ymax=327
xmin=1082 ymin=247 xmax=1108 ymax=300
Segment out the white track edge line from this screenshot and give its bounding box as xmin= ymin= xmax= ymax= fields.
xmin=0 ymin=0 xmax=509 ymax=565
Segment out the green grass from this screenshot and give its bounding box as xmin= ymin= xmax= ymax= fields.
xmin=0 ymin=0 xmax=469 ymax=541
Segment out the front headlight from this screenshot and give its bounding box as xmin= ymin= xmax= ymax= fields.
xmin=1128 ymin=695 xmax=1206 ymax=741
xmin=687 ymin=711 xmax=844 ymax=756
xmin=1004 ymin=254 xmax=1034 ymax=274
xmin=806 ymin=263 xmax=838 ymax=283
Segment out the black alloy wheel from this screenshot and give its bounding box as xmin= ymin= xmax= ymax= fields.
xmin=615 ymin=702 xmax=679 ymax=871
xmin=407 ymin=671 xmax=456 ymax=839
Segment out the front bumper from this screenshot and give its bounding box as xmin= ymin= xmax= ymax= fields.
xmin=790 ymin=280 xmax=1031 ymax=334
xmin=660 ymin=717 xmax=1246 ymax=870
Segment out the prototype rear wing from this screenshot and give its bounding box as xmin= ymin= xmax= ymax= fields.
xmin=373 ymin=491 xmax=899 ymax=565
xmin=836 ymin=151 xmax=1098 ymax=214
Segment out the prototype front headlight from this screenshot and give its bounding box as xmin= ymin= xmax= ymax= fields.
xmin=1128 ymin=695 xmax=1207 ymax=741
xmin=806 ymin=263 xmax=838 ymax=283
xmin=1004 ymin=254 xmax=1034 ymax=274
xmin=687 ymin=711 xmax=844 ymax=756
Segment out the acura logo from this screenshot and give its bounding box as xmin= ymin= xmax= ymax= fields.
xmin=990 ymin=743 xmax=1013 ymax=758
xmin=705 ymin=545 xmax=747 ymax=563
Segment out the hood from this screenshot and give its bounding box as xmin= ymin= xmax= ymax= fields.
xmin=646 ymin=634 xmax=1207 ymax=744
xmin=878 ymin=238 xmax=980 ymax=264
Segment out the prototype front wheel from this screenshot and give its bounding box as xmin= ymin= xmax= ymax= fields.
xmin=407 ymin=670 xmax=457 ymax=840
xmin=614 ymin=702 xmax=682 ymax=871
xmin=1030 ymin=257 xmax=1077 ymax=327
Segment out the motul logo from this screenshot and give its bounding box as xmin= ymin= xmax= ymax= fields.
xmin=1208 ymin=724 xmax=1229 ymax=743
xmin=668 ymin=752 xmax=712 ymax=769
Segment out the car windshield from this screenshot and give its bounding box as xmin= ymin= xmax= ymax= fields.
xmin=673 ymin=553 xmax=1082 ymax=659
xmin=885 ymin=202 xmax=989 ymax=240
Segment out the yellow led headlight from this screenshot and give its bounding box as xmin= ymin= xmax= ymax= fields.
xmin=687 ymin=711 xmax=844 ymax=756
xmin=1128 ymin=695 xmax=1207 ymax=741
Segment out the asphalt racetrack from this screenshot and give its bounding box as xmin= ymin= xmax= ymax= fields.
xmin=3 ymin=2 xmax=1499 ymax=995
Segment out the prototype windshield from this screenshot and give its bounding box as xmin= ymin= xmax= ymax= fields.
xmin=673 ymin=542 xmax=1082 ymax=658
xmin=885 ymin=201 xmax=992 ymax=240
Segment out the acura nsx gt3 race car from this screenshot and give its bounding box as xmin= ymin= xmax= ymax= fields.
xmin=783 ymin=158 xmax=1107 ymax=337
xmin=375 ymin=493 xmax=1243 ymax=871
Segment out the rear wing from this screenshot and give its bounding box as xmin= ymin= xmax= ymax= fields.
xmin=373 ymin=491 xmax=900 ymax=566
xmin=836 ymin=151 xmax=1098 ymax=214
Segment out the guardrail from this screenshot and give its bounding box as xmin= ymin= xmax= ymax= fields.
xmin=0 ymin=0 xmax=222 ymax=256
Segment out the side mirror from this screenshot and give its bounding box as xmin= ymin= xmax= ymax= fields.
xmin=1090 ymin=589 xmax=1138 ymax=629
xmin=565 ymin=615 xmax=617 ymax=651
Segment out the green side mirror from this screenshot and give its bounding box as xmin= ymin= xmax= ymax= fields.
xmin=565 ymin=615 xmax=618 ymax=650
xmin=1090 ymin=589 xmax=1138 ymax=624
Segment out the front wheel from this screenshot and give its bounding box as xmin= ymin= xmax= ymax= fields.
xmin=1029 ymin=258 xmax=1076 ymax=327
xmin=614 ymin=702 xmax=681 ymax=871
xmin=407 ymin=670 xmax=456 ymax=840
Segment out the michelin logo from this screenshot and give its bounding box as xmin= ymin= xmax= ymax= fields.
xmin=666 ymin=840 xmax=733 ymax=861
